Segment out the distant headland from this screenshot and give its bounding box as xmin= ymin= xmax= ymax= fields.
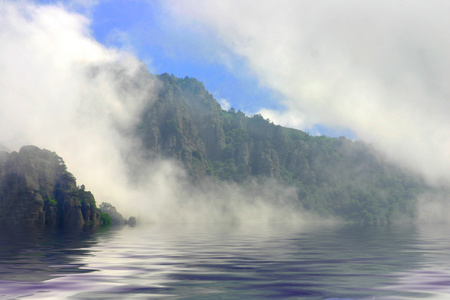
xmin=0 ymin=145 xmax=133 ymax=229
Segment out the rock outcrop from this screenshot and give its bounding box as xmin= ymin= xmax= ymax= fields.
xmin=135 ymin=74 xmax=429 ymax=224
xmin=138 ymin=74 xmax=207 ymax=180
xmin=99 ymin=202 xmax=126 ymax=225
xmin=0 ymin=146 xmax=101 ymax=228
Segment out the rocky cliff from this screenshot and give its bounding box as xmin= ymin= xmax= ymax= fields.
xmin=0 ymin=146 xmax=101 ymax=228
xmin=136 ymin=74 xmax=429 ymax=223
xmin=1 ymin=74 xmax=428 ymax=226
xmin=138 ymin=74 xmax=208 ymax=180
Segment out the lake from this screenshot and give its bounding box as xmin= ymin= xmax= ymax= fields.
xmin=1 ymin=222 xmax=450 ymax=299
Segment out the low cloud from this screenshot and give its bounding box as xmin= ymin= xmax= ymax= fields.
xmin=166 ymin=0 xmax=450 ymax=186
xmin=415 ymin=190 xmax=450 ymax=224
xmin=218 ymin=98 xmax=231 ymax=110
xmin=0 ymin=1 xmax=156 ymax=216
xmin=0 ymin=1 xmax=323 ymax=225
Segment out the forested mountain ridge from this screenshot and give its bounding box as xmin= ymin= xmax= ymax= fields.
xmin=0 ymin=74 xmax=430 ymax=226
xmin=137 ymin=73 xmax=429 ymax=224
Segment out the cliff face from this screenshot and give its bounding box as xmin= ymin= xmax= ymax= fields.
xmin=0 ymin=146 xmax=100 ymax=228
xmin=136 ymin=74 xmax=428 ymax=223
xmin=138 ymin=74 xmax=207 ymax=180
xmin=0 ymin=75 xmax=428 ymax=225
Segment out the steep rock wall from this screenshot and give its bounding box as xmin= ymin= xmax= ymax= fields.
xmin=0 ymin=146 xmax=100 ymax=228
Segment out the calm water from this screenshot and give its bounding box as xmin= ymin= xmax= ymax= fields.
xmin=1 ymin=223 xmax=450 ymax=299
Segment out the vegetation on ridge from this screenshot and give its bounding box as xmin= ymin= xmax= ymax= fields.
xmin=136 ymin=73 xmax=429 ymax=224
xmin=0 ymin=73 xmax=430 ymax=227
xmin=0 ymin=146 xmax=118 ymax=229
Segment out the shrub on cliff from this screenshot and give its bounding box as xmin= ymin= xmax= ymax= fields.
xmin=100 ymin=212 xmax=112 ymax=226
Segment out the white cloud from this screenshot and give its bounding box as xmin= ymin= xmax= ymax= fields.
xmin=166 ymin=0 xmax=450 ymax=185
xmin=0 ymin=0 xmax=157 ymax=215
xmin=0 ymin=0 xmax=321 ymax=224
xmin=218 ymin=98 xmax=231 ymax=110
xmin=258 ymin=107 xmax=309 ymax=132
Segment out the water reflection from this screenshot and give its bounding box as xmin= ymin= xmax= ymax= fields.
xmin=0 ymin=226 xmax=117 ymax=299
xmin=384 ymin=225 xmax=450 ymax=300
xmin=1 ymin=223 xmax=450 ymax=299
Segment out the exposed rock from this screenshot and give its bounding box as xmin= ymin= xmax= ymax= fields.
xmin=134 ymin=74 xmax=429 ymax=224
xmin=98 ymin=202 xmax=137 ymax=226
xmin=127 ymin=216 xmax=137 ymax=227
xmin=0 ymin=146 xmax=101 ymax=228
xmin=138 ymin=73 xmax=207 ymax=180
xmin=99 ymin=202 xmax=126 ymax=225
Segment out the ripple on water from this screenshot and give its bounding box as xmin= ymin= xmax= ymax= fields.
xmin=1 ymin=223 xmax=450 ymax=299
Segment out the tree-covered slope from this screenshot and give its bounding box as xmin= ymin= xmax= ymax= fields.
xmin=0 ymin=146 xmax=105 ymax=228
xmin=136 ymin=73 xmax=429 ymax=224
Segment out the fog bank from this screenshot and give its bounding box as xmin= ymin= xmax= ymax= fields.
xmin=166 ymin=0 xmax=450 ymax=186
xmin=0 ymin=1 xmax=322 ymax=225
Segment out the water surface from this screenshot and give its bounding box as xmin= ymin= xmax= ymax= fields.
xmin=1 ymin=223 xmax=450 ymax=299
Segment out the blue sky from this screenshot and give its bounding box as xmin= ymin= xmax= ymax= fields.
xmin=21 ymin=0 xmax=450 ymax=180
xmin=2 ymin=0 xmax=450 ymax=183
xmin=89 ymin=1 xmax=285 ymax=112
xmin=32 ymin=0 xmax=352 ymax=137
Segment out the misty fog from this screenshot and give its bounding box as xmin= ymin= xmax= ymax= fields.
xmin=167 ymin=0 xmax=450 ymax=186
xmin=0 ymin=1 xmax=326 ymax=225
xmin=1 ymin=1 xmax=449 ymax=224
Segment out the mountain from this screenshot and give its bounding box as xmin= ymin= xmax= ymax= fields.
xmin=0 ymin=74 xmax=430 ymax=226
xmin=136 ymin=73 xmax=429 ymax=224
xmin=0 ymin=146 xmax=106 ymax=228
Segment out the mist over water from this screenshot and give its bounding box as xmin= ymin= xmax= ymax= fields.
xmin=1 ymin=0 xmax=449 ymax=225
xmin=165 ymin=0 xmax=450 ymax=223
xmin=3 ymin=3 xmax=450 ymax=298
xmin=0 ymin=1 xmax=324 ymax=225
xmin=167 ymin=0 xmax=450 ymax=187
xmin=3 ymin=223 xmax=450 ymax=299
